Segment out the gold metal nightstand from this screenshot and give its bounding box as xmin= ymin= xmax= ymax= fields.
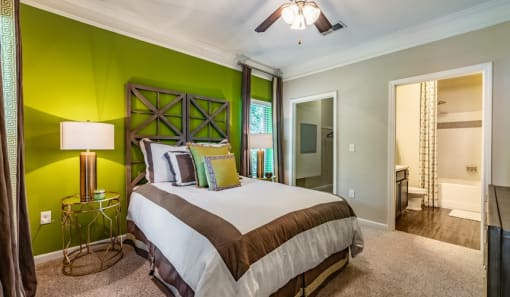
xmin=61 ymin=192 xmax=123 ymax=276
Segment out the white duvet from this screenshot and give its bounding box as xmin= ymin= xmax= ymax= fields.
xmin=127 ymin=178 xmax=363 ymax=297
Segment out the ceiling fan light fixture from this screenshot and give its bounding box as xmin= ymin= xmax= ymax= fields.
xmin=284 ymin=1 xmax=320 ymax=30
xmin=302 ymin=3 xmax=320 ymax=25
xmin=290 ymin=13 xmax=306 ymax=30
xmin=255 ymin=0 xmax=332 ymax=33
xmin=282 ymin=3 xmax=298 ymax=25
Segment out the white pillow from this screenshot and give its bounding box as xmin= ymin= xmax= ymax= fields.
xmin=139 ymin=138 xmax=188 ymax=183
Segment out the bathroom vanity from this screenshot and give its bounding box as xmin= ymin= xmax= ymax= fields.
xmin=487 ymin=185 xmax=510 ymax=297
xmin=395 ymin=166 xmax=409 ymax=218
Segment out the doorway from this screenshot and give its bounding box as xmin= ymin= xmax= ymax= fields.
xmin=388 ymin=63 xmax=492 ymax=253
xmin=289 ymin=92 xmax=338 ymax=194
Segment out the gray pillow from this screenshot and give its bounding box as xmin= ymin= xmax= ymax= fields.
xmin=165 ymin=151 xmax=196 ymax=186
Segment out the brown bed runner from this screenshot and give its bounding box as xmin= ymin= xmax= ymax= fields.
xmin=135 ymin=184 xmax=356 ymax=281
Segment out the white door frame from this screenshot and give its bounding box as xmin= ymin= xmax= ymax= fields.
xmin=289 ymin=91 xmax=338 ymax=194
xmin=387 ymin=63 xmax=492 ymax=248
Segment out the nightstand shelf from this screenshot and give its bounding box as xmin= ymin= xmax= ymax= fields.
xmin=61 ymin=192 xmax=123 ymax=276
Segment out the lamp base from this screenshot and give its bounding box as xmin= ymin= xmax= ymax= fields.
xmin=257 ymin=149 xmax=265 ymax=178
xmin=80 ymin=152 xmax=97 ymax=202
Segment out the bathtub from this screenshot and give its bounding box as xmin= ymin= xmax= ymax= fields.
xmin=438 ymin=178 xmax=481 ymax=212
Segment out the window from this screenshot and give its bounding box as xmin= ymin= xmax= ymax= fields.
xmin=250 ymin=99 xmax=273 ymax=177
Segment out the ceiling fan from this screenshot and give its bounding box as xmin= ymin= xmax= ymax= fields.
xmin=255 ymin=0 xmax=334 ymax=34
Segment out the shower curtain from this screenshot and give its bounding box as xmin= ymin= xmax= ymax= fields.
xmin=419 ymin=81 xmax=439 ymax=208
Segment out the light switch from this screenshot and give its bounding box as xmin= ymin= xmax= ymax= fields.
xmin=348 ymin=144 xmax=356 ymax=152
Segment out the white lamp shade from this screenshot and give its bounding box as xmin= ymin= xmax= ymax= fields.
xmin=249 ymin=133 xmax=273 ymax=149
xmin=282 ymin=3 xmax=298 ymax=25
xmin=302 ymin=3 xmax=320 ymax=25
xmin=60 ymin=121 xmax=114 ymax=150
xmin=291 ymin=13 xmax=307 ymax=30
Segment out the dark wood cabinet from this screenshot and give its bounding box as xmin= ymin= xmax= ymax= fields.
xmin=400 ymin=179 xmax=408 ymax=211
xmin=395 ymin=169 xmax=409 ymax=218
xmin=487 ymin=185 xmax=510 ymax=297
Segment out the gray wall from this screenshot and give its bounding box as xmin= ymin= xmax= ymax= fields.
xmin=283 ymin=21 xmax=510 ymax=224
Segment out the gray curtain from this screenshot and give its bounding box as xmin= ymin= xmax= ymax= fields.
xmin=240 ymin=65 xmax=251 ymax=176
xmin=0 ymin=0 xmax=38 ymax=296
xmin=272 ymin=76 xmax=284 ymax=183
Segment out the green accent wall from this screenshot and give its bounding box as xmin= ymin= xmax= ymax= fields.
xmin=251 ymin=77 xmax=273 ymax=103
xmin=21 ymin=4 xmax=272 ymax=255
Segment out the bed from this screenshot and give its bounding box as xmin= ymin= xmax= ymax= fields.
xmin=125 ymin=83 xmax=364 ymax=297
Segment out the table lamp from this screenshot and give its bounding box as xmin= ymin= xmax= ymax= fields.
xmin=249 ymin=133 xmax=273 ymax=178
xmin=60 ymin=121 xmax=114 ymax=201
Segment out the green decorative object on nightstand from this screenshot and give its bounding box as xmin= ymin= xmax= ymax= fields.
xmin=61 ymin=192 xmax=123 ymax=276
xmin=93 ymin=189 xmax=106 ymax=200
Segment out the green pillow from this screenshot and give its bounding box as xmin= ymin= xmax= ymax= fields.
xmin=188 ymin=143 xmax=230 ymax=187
xmin=203 ymin=155 xmax=240 ymax=191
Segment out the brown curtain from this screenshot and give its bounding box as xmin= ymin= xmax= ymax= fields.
xmin=0 ymin=0 xmax=38 ymax=296
xmin=240 ymin=65 xmax=252 ymax=177
xmin=272 ymin=76 xmax=284 ymax=183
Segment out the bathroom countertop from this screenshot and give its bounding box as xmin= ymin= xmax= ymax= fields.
xmin=395 ymin=165 xmax=409 ymax=171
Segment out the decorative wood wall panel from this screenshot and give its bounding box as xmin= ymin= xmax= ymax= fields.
xmin=125 ymin=83 xmax=230 ymax=198
xmin=187 ymin=94 xmax=230 ymax=143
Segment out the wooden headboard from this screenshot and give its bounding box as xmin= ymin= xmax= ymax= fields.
xmin=125 ymin=83 xmax=230 ymax=198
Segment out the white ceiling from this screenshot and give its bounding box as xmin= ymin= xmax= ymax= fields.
xmin=23 ymin=0 xmax=510 ymax=79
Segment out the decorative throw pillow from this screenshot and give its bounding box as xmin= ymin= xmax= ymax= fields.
xmin=203 ymin=154 xmax=241 ymax=191
xmin=188 ymin=143 xmax=231 ymax=187
xmin=165 ymin=151 xmax=196 ymax=186
xmin=140 ymin=138 xmax=188 ymax=183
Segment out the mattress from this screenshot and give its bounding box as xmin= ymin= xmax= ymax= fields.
xmin=127 ymin=178 xmax=364 ymax=297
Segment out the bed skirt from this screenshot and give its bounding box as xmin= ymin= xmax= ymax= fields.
xmin=127 ymin=220 xmax=349 ymax=297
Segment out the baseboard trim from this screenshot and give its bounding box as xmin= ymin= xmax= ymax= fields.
xmin=34 ymin=249 xmax=64 ymax=265
xmin=34 ymin=234 xmax=127 ymax=265
xmin=357 ymin=218 xmax=389 ymax=230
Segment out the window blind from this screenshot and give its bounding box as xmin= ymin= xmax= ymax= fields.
xmin=250 ymin=100 xmax=273 ymax=177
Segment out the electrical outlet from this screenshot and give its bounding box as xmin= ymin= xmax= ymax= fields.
xmin=348 ymin=189 xmax=355 ymax=199
xmin=40 ymin=210 xmax=51 ymax=225
xmin=348 ymin=144 xmax=356 ymax=152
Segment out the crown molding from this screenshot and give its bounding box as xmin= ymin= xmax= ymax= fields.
xmin=283 ymin=0 xmax=510 ymax=81
xmin=20 ymin=0 xmax=278 ymax=80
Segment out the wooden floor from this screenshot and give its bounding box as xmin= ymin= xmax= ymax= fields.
xmin=396 ymin=207 xmax=480 ymax=250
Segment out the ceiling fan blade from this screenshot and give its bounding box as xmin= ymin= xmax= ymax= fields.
xmin=255 ymin=5 xmax=284 ymax=33
xmin=314 ymin=11 xmax=333 ymax=33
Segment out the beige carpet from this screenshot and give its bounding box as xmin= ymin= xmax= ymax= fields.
xmin=35 ymin=226 xmax=482 ymax=297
